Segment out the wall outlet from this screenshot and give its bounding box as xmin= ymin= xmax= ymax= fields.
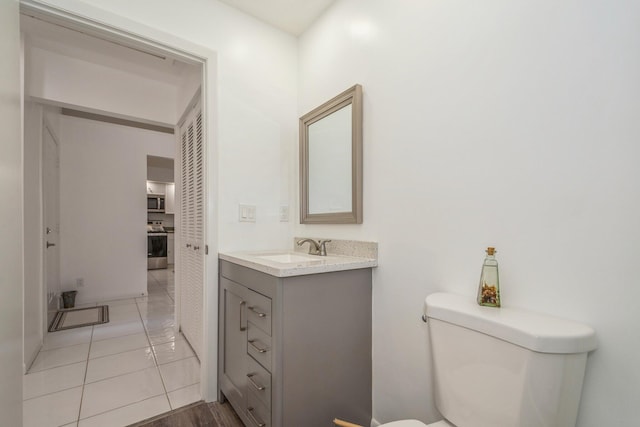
xmin=279 ymin=205 xmax=289 ymax=222
xmin=239 ymin=204 xmax=256 ymax=222
xmin=76 ymin=278 xmax=84 ymax=288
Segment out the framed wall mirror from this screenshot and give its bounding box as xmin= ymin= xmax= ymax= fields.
xmin=300 ymin=84 xmax=363 ymax=224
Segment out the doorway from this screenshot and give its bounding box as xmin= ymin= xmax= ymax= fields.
xmin=20 ymin=2 xmax=218 ymax=422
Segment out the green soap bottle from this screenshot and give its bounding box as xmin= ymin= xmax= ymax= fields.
xmin=477 ymin=247 xmax=500 ymax=307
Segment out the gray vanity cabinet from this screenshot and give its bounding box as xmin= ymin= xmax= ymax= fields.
xmin=218 ymin=260 xmax=372 ymax=427
xmin=219 ymin=278 xmax=250 ymax=414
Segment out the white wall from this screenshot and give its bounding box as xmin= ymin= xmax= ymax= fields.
xmin=59 ymin=115 xmax=175 ymax=303
xmin=298 ymin=1 xmax=640 ymax=426
xmin=1 ymin=0 xmax=24 ymax=423
xmin=26 ymin=46 xmax=178 ymax=125
xmin=54 ymin=0 xmax=299 ymax=252
xmin=176 ymin=64 xmax=202 ymax=122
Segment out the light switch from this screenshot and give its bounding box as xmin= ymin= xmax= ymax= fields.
xmin=239 ymin=204 xmax=256 ymax=222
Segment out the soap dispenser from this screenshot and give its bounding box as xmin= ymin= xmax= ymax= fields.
xmin=477 ymin=247 xmax=500 ymax=307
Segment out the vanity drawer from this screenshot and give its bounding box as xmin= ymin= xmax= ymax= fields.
xmin=247 ymin=356 xmax=271 ymax=408
xmin=247 ymin=324 xmax=272 ymax=371
xmin=247 ymin=289 xmax=271 ymax=336
xmin=247 ymin=388 xmax=271 ymax=427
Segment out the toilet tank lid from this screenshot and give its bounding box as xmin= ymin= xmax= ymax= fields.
xmin=424 ymin=293 xmax=597 ymax=354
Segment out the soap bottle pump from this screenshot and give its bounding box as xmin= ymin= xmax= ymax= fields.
xmin=477 ymin=247 xmax=500 ymax=307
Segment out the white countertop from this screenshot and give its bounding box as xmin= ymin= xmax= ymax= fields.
xmin=219 ymin=250 xmax=377 ymax=277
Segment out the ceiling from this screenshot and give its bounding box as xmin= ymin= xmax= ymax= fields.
xmin=217 ymin=0 xmax=336 ymax=35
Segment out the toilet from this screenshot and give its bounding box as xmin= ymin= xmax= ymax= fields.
xmin=381 ymin=292 xmax=597 ymax=427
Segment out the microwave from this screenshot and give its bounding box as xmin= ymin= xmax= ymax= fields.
xmin=147 ymin=194 xmax=165 ymax=212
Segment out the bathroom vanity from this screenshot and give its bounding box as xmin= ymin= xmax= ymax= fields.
xmin=218 ymin=247 xmax=376 ymax=427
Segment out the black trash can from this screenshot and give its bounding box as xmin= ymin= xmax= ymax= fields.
xmin=61 ymin=291 xmax=77 ymax=309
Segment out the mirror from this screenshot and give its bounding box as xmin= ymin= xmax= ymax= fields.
xmin=300 ymin=84 xmax=363 ymax=224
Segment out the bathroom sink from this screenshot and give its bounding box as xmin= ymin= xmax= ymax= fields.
xmin=255 ymin=253 xmax=322 ymax=264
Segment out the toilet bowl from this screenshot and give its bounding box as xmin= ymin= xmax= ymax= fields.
xmin=375 ymin=292 xmax=597 ymax=427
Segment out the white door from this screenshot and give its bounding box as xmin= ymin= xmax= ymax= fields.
xmin=179 ymin=102 xmax=205 ymax=359
xmin=43 ymin=125 xmax=61 ymax=321
xmin=0 ymin=1 xmax=25 ymax=424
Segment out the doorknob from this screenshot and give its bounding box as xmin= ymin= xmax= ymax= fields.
xmin=46 ymin=227 xmax=53 ymax=234
xmin=46 ymin=242 xmax=56 ymax=248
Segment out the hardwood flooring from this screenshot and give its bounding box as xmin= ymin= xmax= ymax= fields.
xmin=207 ymin=401 xmax=245 ymax=426
xmin=129 ymin=400 xmax=244 ymax=427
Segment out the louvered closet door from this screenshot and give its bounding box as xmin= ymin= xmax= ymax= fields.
xmin=179 ymin=104 xmax=204 ymax=360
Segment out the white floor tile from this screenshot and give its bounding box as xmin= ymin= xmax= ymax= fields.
xmin=105 ymin=304 xmax=141 ymax=323
xmin=167 ymin=383 xmax=201 ymax=410
xmin=86 ymin=347 xmax=156 ymax=384
xmin=158 ymin=357 xmax=200 ymax=392
xmin=23 ymin=386 xmax=82 ymax=427
xmin=29 ymin=343 xmax=90 ymax=373
xmin=138 ymin=305 xmax=174 ymax=321
xmin=89 ymin=332 xmax=150 ymax=359
xmin=147 ymin=327 xmax=179 ymax=346
xmin=137 ymin=299 xmax=173 ymax=309
xmin=148 ymin=269 xmax=171 ymax=280
xmin=153 ymin=338 xmax=195 ymax=365
xmin=26 ymin=270 xmax=180 ymax=426
xmin=80 ymin=367 xmax=165 ymax=419
xmin=92 ymin=320 xmax=144 ymax=341
xmin=97 ymin=298 xmax=137 ymax=307
xmin=143 ymin=317 xmax=175 ymax=332
xmin=23 ymin=361 xmax=87 ymax=400
xmin=147 ymin=285 xmax=166 ymax=294
xmin=42 ymin=328 xmax=93 ymax=351
xmin=136 ymin=294 xmax=173 ymax=304
xmin=78 ymin=395 xmax=170 ymax=427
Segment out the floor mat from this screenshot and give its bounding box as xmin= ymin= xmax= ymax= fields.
xmin=48 ymin=305 xmax=109 ymax=332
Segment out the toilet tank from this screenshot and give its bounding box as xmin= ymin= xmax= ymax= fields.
xmin=424 ymin=293 xmax=597 ymax=427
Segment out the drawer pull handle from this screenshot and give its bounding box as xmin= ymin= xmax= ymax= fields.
xmin=247 ymin=373 xmax=266 ymax=391
xmin=248 ymin=306 xmax=267 ymax=318
xmin=248 ymin=339 xmax=268 ymax=353
xmin=239 ymin=301 xmax=247 ymax=331
xmin=247 ymin=407 xmax=266 ymax=427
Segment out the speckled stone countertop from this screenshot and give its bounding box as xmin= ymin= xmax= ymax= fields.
xmin=219 ymin=239 xmax=377 ymax=278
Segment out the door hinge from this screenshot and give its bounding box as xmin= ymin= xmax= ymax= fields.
xmin=205 ymin=245 xmax=209 ymax=255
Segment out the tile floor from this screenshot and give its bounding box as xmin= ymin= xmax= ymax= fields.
xmin=23 ymin=268 xmax=202 ymax=427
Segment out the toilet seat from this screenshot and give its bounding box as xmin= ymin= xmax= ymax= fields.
xmin=379 ymin=419 xmax=453 ymax=427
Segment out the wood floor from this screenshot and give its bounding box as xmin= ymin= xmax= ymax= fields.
xmin=208 ymin=401 xmax=245 ymax=427
xmin=129 ymin=400 xmax=244 ymax=427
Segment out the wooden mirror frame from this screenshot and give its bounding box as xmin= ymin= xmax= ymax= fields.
xmin=300 ymin=84 xmax=363 ymax=224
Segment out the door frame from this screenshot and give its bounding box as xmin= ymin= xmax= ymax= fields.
xmin=42 ymin=119 xmax=60 ymax=338
xmin=20 ymin=0 xmax=220 ymax=401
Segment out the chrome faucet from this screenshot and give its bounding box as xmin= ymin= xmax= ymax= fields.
xmin=296 ymin=238 xmax=332 ymax=256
